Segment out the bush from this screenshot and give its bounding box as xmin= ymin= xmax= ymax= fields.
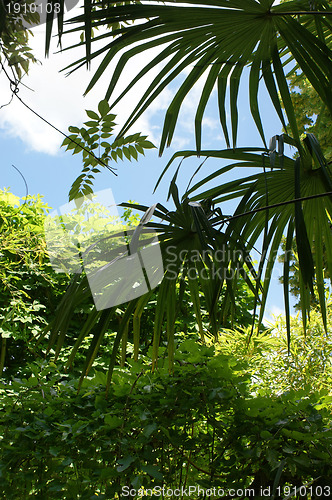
xmin=0 ymin=338 xmax=331 ymax=499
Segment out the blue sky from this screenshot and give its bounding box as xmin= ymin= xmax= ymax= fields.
xmin=0 ymin=2 xmax=295 ymax=320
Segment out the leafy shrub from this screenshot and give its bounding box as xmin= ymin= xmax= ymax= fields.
xmin=0 ymin=190 xmax=71 ymax=377
xmin=0 ymin=339 xmax=331 ymax=499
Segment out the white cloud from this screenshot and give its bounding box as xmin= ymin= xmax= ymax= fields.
xmin=0 ymin=3 xmax=224 ymax=156
xmin=0 ymin=13 xmax=96 ymax=154
xmin=263 ymin=304 xmax=287 ymax=327
xmin=0 ymin=8 xmax=174 ymax=154
xmin=268 ymin=305 xmax=285 ymax=318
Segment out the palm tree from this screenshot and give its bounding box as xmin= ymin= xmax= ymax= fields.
xmin=42 ymin=0 xmax=332 ymax=391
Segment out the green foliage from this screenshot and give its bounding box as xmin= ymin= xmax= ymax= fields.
xmin=0 ymin=335 xmax=331 ymax=498
xmin=51 ymin=0 xmax=332 ymax=155
xmin=260 ymin=306 xmax=332 ymax=394
xmin=122 ymin=200 xmax=141 ymax=227
xmin=281 ymin=0 xmax=332 ymax=161
xmin=288 ymin=76 xmax=332 ymax=162
xmin=0 ymin=0 xmax=38 ymax=79
xmin=48 ymin=130 xmax=332 ymax=383
xmin=0 ymin=190 xmax=70 ymax=377
xmin=45 ymin=1 xmax=332 ymax=364
xmin=79 ymin=0 xmax=143 ymax=44
xmin=3 ymin=4 xmax=332 ymax=495
xmin=160 ymin=133 xmax=332 ymax=341
xmin=0 ymin=191 xmax=330 ymax=496
xmin=278 ymin=235 xmax=331 ymax=311
xmin=217 ymin=303 xmax=332 ymax=396
xmin=45 ymin=193 xmax=260 ymax=390
xmin=61 ymin=100 xmax=155 ymax=201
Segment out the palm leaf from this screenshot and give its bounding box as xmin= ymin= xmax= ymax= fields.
xmin=44 ymin=189 xmax=259 ymax=385
xmin=54 ymin=0 xmax=332 ymax=152
xmin=171 ymin=134 xmax=332 ymax=342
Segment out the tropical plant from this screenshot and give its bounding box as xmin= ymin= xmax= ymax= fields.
xmin=161 ymin=132 xmax=332 ymax=340
xmin=41 ymin=179 xmax=259 ymax=393
xmin=281 ymin=0 xmax=332 ymax=161
xmin=61 ymin=100 xmax=155 ymax=200
xmin=39 ymin=0 xmax=332 ymax=384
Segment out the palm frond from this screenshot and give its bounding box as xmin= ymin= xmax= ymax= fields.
xmin=44 ymin=193 xmax=259 ymax=392
xmin=54 ymin=0 xmax=332 ymax=152
xmin=177 ymin=134 xmax=332 ymax=346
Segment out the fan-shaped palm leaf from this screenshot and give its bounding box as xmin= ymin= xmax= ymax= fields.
xmin=52 ymin=0 xmax=332 ymax=153
xmin=165 ymin=133 xmax=332 ymax=342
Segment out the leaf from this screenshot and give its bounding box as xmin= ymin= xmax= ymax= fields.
xmin=283 ymin=221 xmax=294 ymax=351
xmin=129 ymin=145 xmax=138 ymax=161
xmin=140 ymin=464 xmax=163 ymax=480
xmin=84 ymin=120 xmax=99 ymax=128
xmin=139 ymin=140 xmax=156 ymax=149
xmin=117 ymin=456 xmax=136 ymax=472
xmin=104 ymin=414 xmax=122 ymax=429
xmin=294 ymin=158 xmax=314 ymax=292
xmin=86 ymin=110 xmax=100 ymax=120
xmin=98 ymin=99 xmax=110 ymax=117
xmin=143 ymin=423 xmax=157 ymax=437
xmin=56 ymin=1 xmax=332 ymax=153
xmin=68 ymin=126 xmax=80 ymax=133
xmin=122 ymin=146 xmax=131 ymax=161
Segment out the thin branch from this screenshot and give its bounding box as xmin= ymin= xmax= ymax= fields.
xmin=0 ymin=49 xmax=117 ymax=176
xmin=14 ymin=93 xmax=117 ymax=176
xmin=215 ymin=190 xmax=332 ymax=225
xmin=270 ymin=11 xmax=332 ymax=15
xmin=11 ymin=164 xmax=28 ymax=200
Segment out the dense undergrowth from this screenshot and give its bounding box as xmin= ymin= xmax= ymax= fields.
xmin=0 ymin=190 xmax=331 ymax=499
xmin=0 ymin=331 xmax=332 ymax=499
